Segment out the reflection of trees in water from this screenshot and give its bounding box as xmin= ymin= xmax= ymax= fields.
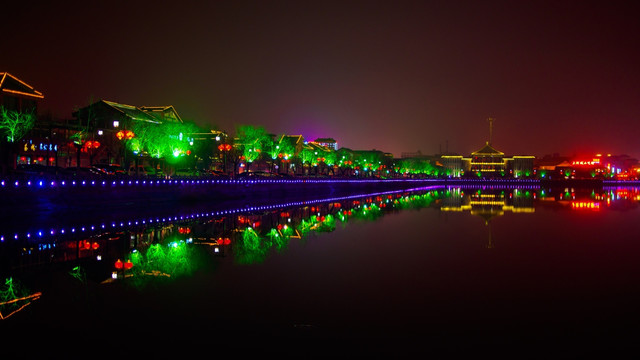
xmin=0 ymin=277 xmax=41 ymax=319
xmin=3 ymin=189 xmax=447 ymax=289
xmin=230 ymin=191 xmax=444 ymax=265
xmin=125 ymin=240 xmax=208 ymax=290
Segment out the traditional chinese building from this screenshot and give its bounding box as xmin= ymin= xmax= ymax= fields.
xmin=441 ymin=118 xmax=535 ymax=178
xmin=1 ymin=73 xmax=46 ymax=172
xmin=71 ymin=100 xmax=184 ymax=167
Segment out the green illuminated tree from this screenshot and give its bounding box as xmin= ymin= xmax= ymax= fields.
xmin=299 ymin=146 xmax=317 ymax=175
xmin=336 ymin=148 xmax=355 ymax=176
xmin=275 ymin=136 xmax=296 ymax=175
xmin=127 ymin=119 xmax=201 ymax=169
xmin=0 ymin=106 xmax=36 ymax=143
xmin=0 ymin=106 xmax=38 ymax=173
xmin=236 ymin=125 xmax=270 ymax=172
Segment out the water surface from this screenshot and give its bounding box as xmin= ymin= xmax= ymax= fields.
xmin=2 ymin=185 xmax=639 ymax=355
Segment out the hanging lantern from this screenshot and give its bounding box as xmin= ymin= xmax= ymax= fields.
xmin=115 ymin=259 xmax=123 ymax=269
xmin=116 ymin=131 xmax=125 ymax=140
xmin=124 ymin=260 xmax=133 ymax=270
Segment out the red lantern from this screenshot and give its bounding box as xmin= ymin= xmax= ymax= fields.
xmin=225 ymin=144 xmax=232 ymax=151
xmin=115 ymin=259 xmax=123 ymax=269
xmin=124 ymin=260 xmax=133 ymax=270
xmin=92 ymin=242 xmax=100 ymax=250
xmin=92 ymin=141 xmax=100 ymax=148
xmin=223 ymin=238 xmax=231 ymax=245
xmin=116 ymin=131 xmax=124 ymax=140
xmin=125 ymin=130 xmax=135 ymax=140
xmin=218 ymin=144 xmax=224 ymax=151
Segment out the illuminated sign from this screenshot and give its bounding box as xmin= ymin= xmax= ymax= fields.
xmin=571 ymin=159 xmax=600 ymax=166
xmin=23 ymin=141 xmax=58 ymax=152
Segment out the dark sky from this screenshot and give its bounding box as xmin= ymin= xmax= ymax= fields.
xmin=3 ymin=0 xmax=639 ymax=159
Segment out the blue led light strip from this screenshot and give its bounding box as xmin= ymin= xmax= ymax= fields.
xmin=0 ymin=185 xmax=446 ymax=243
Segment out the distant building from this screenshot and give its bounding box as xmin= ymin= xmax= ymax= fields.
xmin=506 ymin=156 xmax=536 ymax=178
xmin=440 ymin=141 xmax=535 ymax=178
xmin=313 ymin=137 xmax=338 ymax=150
xmin=440 ymin=155 xmax=470 ymax=177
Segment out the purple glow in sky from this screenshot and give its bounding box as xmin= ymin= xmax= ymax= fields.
xmin=2 ymin=0 xmax=639 ymax=159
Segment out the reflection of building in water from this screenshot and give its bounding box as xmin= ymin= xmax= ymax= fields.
xmin=441 ymin=188 xmax=535 ymax=215
xmin=441 ymin=188 xmax=535 ymax=248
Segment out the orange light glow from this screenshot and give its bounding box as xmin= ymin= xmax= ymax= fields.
xmin=1 ymin=88 xmax=44 ymax=99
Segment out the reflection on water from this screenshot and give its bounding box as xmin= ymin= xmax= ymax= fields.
xmin=3 ymin=185 xmax=640 ymax=283
xmin=2 ymin=184 xmax=640 ymax=346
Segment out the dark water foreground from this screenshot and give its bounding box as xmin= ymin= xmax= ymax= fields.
xmin=2 ymin=181 xmax=640 ymax=357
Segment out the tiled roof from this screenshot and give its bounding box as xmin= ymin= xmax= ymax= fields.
xmin=471 ymin=142 xmax=504 ymax=156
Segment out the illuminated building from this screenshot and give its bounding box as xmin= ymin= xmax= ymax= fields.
xmin=440 ymin=118 xmax=535 ymax=178
xmin=470 ymin=141 xmax=506 ymax=176
xmin=313 ymin=137 xmax=338 ymax=150
xmin=440 ymin=155 xmax=471 ymax=177
xmin=506 ymin=155 xmax=536 ymax=178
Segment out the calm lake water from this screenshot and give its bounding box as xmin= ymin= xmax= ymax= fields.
xmin=2 ymin=183 xmax=640 ymax=355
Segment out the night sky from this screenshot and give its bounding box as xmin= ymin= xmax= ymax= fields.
xmin=3 ymin=0 xmax=639 ymax=159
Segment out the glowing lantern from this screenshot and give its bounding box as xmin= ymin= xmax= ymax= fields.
xmin=116 ymin=130 xmax=135 ymax=140
xmin=124 ymin=260 xmax=133 ymax=270
xmin=115 ymin=259 xmax=123 ymax=269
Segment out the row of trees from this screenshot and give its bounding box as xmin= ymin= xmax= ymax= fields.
xmin=0 ymin=104 xmax=446 ymax=178
xmin=225 ymin=125 xmax=445 ymax=178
